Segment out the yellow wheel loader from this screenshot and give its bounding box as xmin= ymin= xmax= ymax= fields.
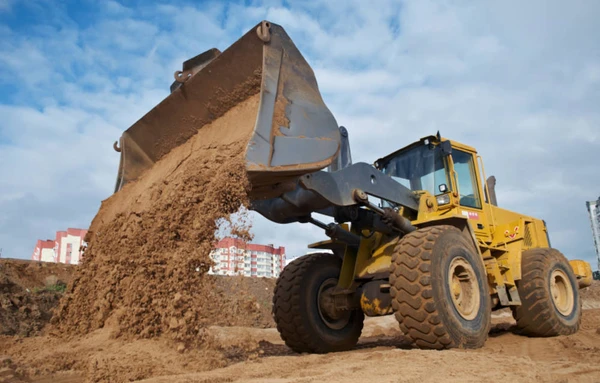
xmin=111 ymin=21 xmax=593 ymax=352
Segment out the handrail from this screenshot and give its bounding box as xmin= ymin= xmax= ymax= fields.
xmin=477 ymin=155 xmax=496 ymax=230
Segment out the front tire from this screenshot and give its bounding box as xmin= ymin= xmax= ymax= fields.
xmin=390 ymin=225 xmax=491 ymax=349
xmin=272 ymin=252 xmax=364 ymax=353
xmin=512 ymin=248 xmax=581 ymax=336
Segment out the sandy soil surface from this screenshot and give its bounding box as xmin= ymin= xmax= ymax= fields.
xmin=0 ymin=260 xmax=277 ymax=383
xmin=2 ymin=308 xmax=599 ymax=383
xmin=142 ymin=307 xmax=600 ymax=383
xmin=1 ymin=259 xmax=75 ymax=337
xmin=1 ymin=262 xmax=599 ymax=383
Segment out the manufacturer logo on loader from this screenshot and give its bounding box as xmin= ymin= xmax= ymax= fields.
xmin=504 ymin=226 xmax=519 ymax=239
xmin=461 ymin=210 xmax=480 ymax=220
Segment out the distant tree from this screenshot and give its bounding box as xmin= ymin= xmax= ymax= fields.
xmin=593 ymin=270 xmax=600 ymax=281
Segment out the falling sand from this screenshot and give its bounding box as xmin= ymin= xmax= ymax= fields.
xmin=52 ymin=93 xmax=263 ymax=344
xmin=0 ymin=94 xmax=278 ymax=382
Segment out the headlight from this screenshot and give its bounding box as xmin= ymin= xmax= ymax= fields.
xmin=437 ymin=194 xmax=450 ymax=206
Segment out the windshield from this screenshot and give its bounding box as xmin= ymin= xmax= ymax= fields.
xmin=381 ymin=143 xmax=449 ymax=196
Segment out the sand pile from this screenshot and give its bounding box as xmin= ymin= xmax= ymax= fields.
xmin=581 ymin=280 xmax=600 ymax=309
xmin=581 ymin=280 xmax=600 ymax=300
xmin=212 ymin=275 xmax=277 ymax=328
xmin=0 ymin=263 xmax=279 ymax=382
xmin=0 ymin=259 xmax=74 ymax=336
xmin=51 ymin=94 xmax=263 ymax=349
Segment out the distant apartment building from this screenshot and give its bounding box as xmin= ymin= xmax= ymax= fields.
xmin=586 ymin=197 xmax=600 ymax=271
xmin=32 ymin=228 xmax=88 ymax=265
xmin=32 ymin=240 xmax=55 ymax=263
xmin=209 ymin=237 xmax=285 ymax=278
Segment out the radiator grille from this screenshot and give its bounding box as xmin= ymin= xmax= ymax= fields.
xmin=524 ymin=224 xmax=533 ymax=247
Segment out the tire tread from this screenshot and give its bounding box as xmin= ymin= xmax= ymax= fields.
xmin=390 ymin=226 xmax=454 ymax=349
xmin=512 ymin=248 xmax=581 ymax=336
xmin=272 ymin=252 xmax=363 ymax=353
xmin=390 ymin=225 xmax=490 ymax=350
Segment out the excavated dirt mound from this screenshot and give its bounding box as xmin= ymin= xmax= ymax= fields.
xmin=580 ymin=280 xmax=600 ymax=309
xmin=580 ymin=280 xmax=600 ymax=300
xmin=51 ymin=94 xmax=262 ymax=349
xmin=0 ymin=259 xmax=75 ymax=337
xmin=0 ymin=258 xmax=278 ymax=382
xmin=0 ymin=257 xmax=277 ymax=342
xmin=0 ymin=259 xmax=74 ymax=291
xmin=211 ymin=275 xmax=277 ymax=328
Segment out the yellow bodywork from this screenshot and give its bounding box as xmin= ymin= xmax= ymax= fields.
xmin=570 ymin=260 xmax=593 ymax=288
xmin=360 ymin=293 xmax=393 ymax=316
xmin=309 ymin=135 xmax=592 ymax=312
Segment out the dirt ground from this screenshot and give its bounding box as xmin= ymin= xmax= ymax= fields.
xmin=0 ymin=259 xmax=75 ymax=337
xmin=145 ymin=307 xmax=600 ymax=383
xmin=1 ymin=259 xmax=599 ymax=383
xmin=0 ymin=258 xmax=277 ymax=383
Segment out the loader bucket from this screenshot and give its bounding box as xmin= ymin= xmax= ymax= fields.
xmin=113 ymin=20 xmax=341 ymax=199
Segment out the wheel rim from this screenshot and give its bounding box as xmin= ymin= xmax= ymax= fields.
xmin=550 ymin=269 xmax=574 ymax=316
xmin=317 ymin=278 xmax=351 ymax=330
xmin=447 ymin=257 xmax=481 ymax=321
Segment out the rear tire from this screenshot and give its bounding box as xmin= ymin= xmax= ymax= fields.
xmin=390 ymin=225 xmax=491 ymax=349
xmin=272 ymin=252 xmax=364 ymax=353
xmin=512 ymin=248 xmax=581 ymax=336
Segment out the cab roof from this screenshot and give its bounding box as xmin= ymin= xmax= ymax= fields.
xmin=374 ymin=132 xmax=478 ymax=169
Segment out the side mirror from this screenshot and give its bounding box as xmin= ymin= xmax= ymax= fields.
xmin=440 ymin=141 xmax=452 ymax=155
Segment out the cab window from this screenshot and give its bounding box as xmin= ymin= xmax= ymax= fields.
xmin=381 ymin=143 xmax=449 ymax=196
xmin=452 ymin=149 xmax=482 ymax=209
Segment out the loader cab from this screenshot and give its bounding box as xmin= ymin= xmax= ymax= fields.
xmin=376 ymin=134 xmax=485 ymax=213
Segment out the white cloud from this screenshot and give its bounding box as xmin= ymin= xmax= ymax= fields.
xmin=103 ymin=0 xmax=132 ymax=16
xmin=0 ymin=0 xmax=12 ymax=12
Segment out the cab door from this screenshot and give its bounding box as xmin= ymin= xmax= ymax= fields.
xmin=449 ymin=148 xmax=491 ymax=240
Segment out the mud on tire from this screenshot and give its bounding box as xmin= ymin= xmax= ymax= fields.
xmin=272 ymin=252 xmax=364 ymax=353
xmin=512 ymin=248 xmax=581 ymax=336
xmin=390 ymin=225 xmax=491 ymax=349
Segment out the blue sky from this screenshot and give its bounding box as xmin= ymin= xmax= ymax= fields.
xmin=1 ymin=0 xmax=599 ymax=270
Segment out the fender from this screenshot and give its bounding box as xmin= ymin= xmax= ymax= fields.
xmin=414 ymin=215 xmax=483 ymax=258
